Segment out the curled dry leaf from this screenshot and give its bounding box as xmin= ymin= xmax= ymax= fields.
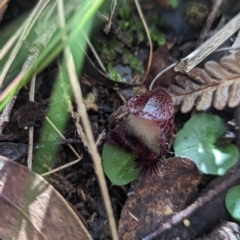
xmin=15 ymin=101 xmax=46 ymax=128
xmin=0 ymin=156 xmax=92 ymax=240
xmin=0 ymin=142 xmax=27 ymax=160
xmin=118 ymin=157 xmax=202 ymax=240
xmin=0 ymin=0 xmax=10 ymax=21
xmin=168 ymin=51 xmax=240 ymax=113
xmin=144 ymin=46 xmax=177 ymax=88
xmin=197 ymin=221 xmax=240 ymax=240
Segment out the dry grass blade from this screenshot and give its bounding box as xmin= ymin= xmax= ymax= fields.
xmin=57 ymin=1 xmax=118 ymax=239
xmin=168 ymin=51 xmax=240 ymax=113
xmin=0 ymin=0 xmax=51 ymax=86
xmin=134 ymin=0 xmax=152 ymax=82
xmin=27 ymin=75 xmax=36 ymax=169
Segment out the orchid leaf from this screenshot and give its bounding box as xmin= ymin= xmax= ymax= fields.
xmin=102 ymin=143 xmax=140 ymax=186
xmin=174 ymin=113 xmax=239 ymax=175
xmin=225 ymin=185 xmax=240 ymax=220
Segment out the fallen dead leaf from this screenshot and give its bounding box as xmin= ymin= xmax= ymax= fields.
xmin=15 ymin=101 xmax=46 ymax=128
xmin=0 ymin=142 xmax=27 ymax=160
xmin=0 ymin=0 xmax=10 ymax=21
xmin=141 ymin=160 xmax=240 ymax=239
xmin=144 ymin=46 xmax=178 ymax=89
xmin=0 ymin=156 xmax=92 ymax=240
xmin=196 ymin=221 xmax=240 ymax=240
xmin=118 ymin=157 xmax=202 ymax=240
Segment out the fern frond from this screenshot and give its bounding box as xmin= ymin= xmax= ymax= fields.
xmin=167 ymin=51 xmax=240 ymax=113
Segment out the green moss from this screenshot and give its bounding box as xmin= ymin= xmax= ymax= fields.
xmin=119 ymin=5 xmax=131 ymax=20
xmin=183 ymin=3 xmax=209 ymax=28
xmin=122 ymin=49 xmax=144 ymax=74
xmin=93 ymin=2 xmax=167 ymax=83
xmin=118 ymin=6 xmax=166 ymax=47
xmin=149 ymin=26 xmax=166 ymax=46
xmin=169 ymin=0 xmax=180 ymax=8
xmin=101 ymin=47 xmax=116 ymax=62
xmin=107 ymin=63 xmax=126 ymax=82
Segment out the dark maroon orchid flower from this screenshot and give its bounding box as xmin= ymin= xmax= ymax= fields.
xmin=107 ymin=88 xmax=175 ymax=174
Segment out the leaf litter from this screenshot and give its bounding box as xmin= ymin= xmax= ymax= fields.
xmin=0 ymin=156 xmax=92 ymax=240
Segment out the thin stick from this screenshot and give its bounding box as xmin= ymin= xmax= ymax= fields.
xmin=142 ymin=163 xmax=240 ymax=240
xmin=149 ymin=62 xmax=177 ymax=90
xmin=134 ymin=0 xmax=152 ymax=82
xmin=234 ymin=105 xmax=240 ymax=149
xmin=0 ymin=71 xmax=26 ymax=103
xmin=175 ymin=12 xmax=240 ymax=73
xmin=45 ymin=116 xmax=81 ymax=160
xmin=0 ymin=95 xmax=17 ymax=135
xmin=57 ymin=1 xmax=119 ymax=239
xmin=231 ymin=29 xmax=240 ymax=50
xmin=65 ymin=48 xmax=119 ymax=240
xmin=104 ymin=0 xmax=117 ymax=34
xmin=41 ymin=158 xmax=81 ymax=177
xmin=82 ymin=30 xmax=108 ymax=74
xmin=215 ymin=46 xmax=240 ymax=52
xmin=197 ymin=0 xmax=224 ymax=46
xmin=0 ymin=26 xmax=22 ymax=60
xmin=27 ymin=75 xmax=36 ymax=169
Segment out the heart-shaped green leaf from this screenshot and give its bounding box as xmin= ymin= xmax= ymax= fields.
xmin=174 ymin=113 xmax=239 ymax=175
xmin=225 ymin=185 xmax=240 ymax=220
xmin=102 ymin=143 xmax=140 ymax=185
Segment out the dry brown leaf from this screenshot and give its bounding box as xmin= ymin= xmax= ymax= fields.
xmin=0 ymin=156 xmax=92 ymax=240
xmin=141 ymin=161 xmax=240 ymax=239
xmin=144 ymin=46 xmax=177 ymax=88
xmin=0 ymin=142 xmax=27 ymax=160
xmin=196 ymin=221 xmax=240 ymax=240
xmin=0 ymin=0 xmax=10 ymax=21
xmin=168 ymin=51 xmax=240 ymax=113
xmin=118 ymin=157 xmax=202 ymax=240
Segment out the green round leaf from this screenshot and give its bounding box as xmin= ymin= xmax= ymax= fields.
xmin=102 ymin=143 xmax=140 ymax=186
xmin=174 ymin=113 xmax=239 ymax=175
xmin=225 ymin=185 xmax=240 ymax=220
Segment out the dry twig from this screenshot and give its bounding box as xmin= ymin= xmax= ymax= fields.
xmin=197 ymin=0 xmax=224 ymax=46
xmin=175 ymin=12 xmax=240 ymax=73
xmin=104 ymin=0 xmax=117 ymax=34
xmin=41 ymin=158 xmax=82 ymax=177
xmin=27 ymin=75 xmax=36 ymax=169
xmin=143 ymin=161 xmax=240 ymax=240
xmin=134 ymin=0 xmax=152 ymax=82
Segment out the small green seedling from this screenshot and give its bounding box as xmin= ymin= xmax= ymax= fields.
xmin=225 ymin=185 xmax=240 ymax=220
xmin=174 ymin=113 xmax=239 ymax=175
xmin=102 ymin=143 xmax=140 ymax=186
